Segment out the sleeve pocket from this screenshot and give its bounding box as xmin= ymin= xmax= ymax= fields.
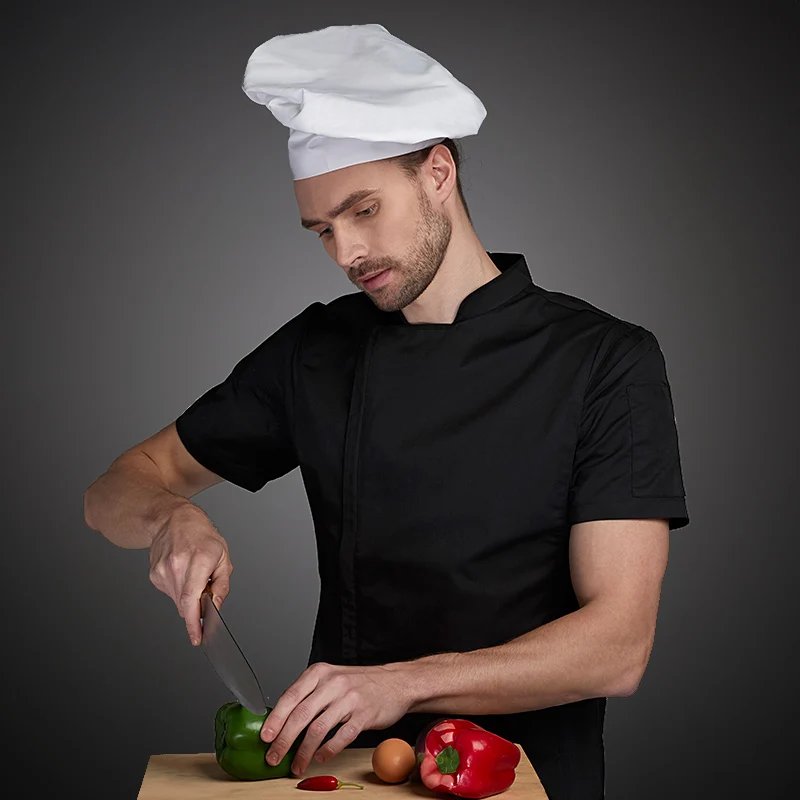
xmin=627 ymin=383 xmax=686 ymax=498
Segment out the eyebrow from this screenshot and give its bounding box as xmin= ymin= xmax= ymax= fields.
xmin=301 ymin=188 xmax=381 ymax=230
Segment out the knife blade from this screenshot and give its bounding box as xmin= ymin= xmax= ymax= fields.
xmin=199 ymin=585 xmax=268 ymax=716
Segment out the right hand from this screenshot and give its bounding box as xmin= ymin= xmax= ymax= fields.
xmin=148 ymin=504 xmax=233 ymax=646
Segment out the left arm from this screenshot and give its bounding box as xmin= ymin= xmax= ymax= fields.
xmin=264 ymin=517 xmax=669 ymax=775
xmin=400 ymin=516 xmax=669 ymax=715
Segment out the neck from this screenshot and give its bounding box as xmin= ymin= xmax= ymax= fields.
xmin=402 ymin=227 xmax=501 ymax=325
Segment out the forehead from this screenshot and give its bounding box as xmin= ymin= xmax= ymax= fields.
xmin=293 ymin=159 xmax=400 ymax=212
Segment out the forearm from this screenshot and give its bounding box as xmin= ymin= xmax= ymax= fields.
xmin=83 ymin=451 xmax=199 ymax=549
xmin=394 ymin=603 xmax=648 ymax=715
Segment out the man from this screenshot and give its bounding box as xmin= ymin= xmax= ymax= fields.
xmin=84 ymin=24 xmax=689 ymax=800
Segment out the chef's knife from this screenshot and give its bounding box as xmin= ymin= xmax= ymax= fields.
xmin=199 ymin=585 xmax=268 ymax=716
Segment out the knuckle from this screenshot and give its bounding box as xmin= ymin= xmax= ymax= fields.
xmin=293 ymin=703 xmax=313 ymax=724
xmin=283 ymin=686 xmax=302 ymax=703
xmin=149 ymin=561 xmax=168 ymax=579
xmin=297 ymin=743 xmax=316 ymax=761
xmin=309 ymin=718 xmax=328 ymax=737
xmin=166 ymin=553 xmax=185 ymax=572
xmin=343 ymin=688 xmax=362 ymax=704
xmin=340 ymin=722 xmax=360 ymax=743
xmin=178 ymin=591 xmax=195 ymax=607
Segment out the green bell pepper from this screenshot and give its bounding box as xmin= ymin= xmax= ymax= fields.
xmin=214 ymin=701 xmax=303 ymax=781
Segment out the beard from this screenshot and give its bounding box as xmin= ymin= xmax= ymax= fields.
xmin=349 ymin=185 xmax=452 ymax=313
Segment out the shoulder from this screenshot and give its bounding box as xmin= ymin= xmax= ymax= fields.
xmin=299 ymin=289 xmax=384 ymax=341
xmin=245 ymin=290 xmax=372 ymax=353
xmin=236 ymin=290 xmax=381 ymax=371
xmin=520 ymin=283 xmax=673 ymax=397
xmin=321 ymin=288 xmax=380 ymax=325
xmin=530 ymin=283 xmax=645 ymax=334
xmin=526 ymin=282 xmax=656 ymax=358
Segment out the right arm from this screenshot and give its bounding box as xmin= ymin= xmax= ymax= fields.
xmin=86 ymin=308 xmax=313 ymax=643
xmin=83 ymin=421 xmax=229 ymax=644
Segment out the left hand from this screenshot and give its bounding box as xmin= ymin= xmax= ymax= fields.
xmin=260 ymin=661 xmax=413 ymax=776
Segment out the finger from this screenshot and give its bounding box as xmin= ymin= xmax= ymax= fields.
xmin=261 ymin=667 xmax=325 ymax=744
xmin=181 ymin=560 xmax=217 ymax=645
xmin=208 ymin=563 xmax=233 ymax=608
xmin=266 ymin=699 xmax=329 ymax=771
xmin=290 ymin=704 xmax=352 ymax=776
xmin=311 ymin=715 xmax=363 ymax=766
xmin=263 ymin=671 xmax=332 ymax=766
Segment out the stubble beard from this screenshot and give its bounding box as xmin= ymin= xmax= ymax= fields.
xmin=353 ymin=186 xmax=452 ymax=313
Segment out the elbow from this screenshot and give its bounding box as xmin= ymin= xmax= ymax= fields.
xmin=83 ymin=483 xmax=98 ymax=530
xmin=608 ymin=667 xmax=644 ymax=699
xmin=605 ymin=642 xmax=652 ymax=698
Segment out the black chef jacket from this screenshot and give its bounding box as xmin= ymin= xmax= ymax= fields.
xmin=176 ymin=252 xmax=689 ymax=800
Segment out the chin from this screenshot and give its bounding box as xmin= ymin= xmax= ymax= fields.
xmin=369 ymin=293 xmax=402 ymax=313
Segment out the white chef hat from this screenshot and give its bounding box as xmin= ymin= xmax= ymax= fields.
xmin=242 ymin=23 xmax=487 ymax=180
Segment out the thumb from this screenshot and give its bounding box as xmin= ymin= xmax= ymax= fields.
xmin=209 ymin=575 xmax=231 ymax=609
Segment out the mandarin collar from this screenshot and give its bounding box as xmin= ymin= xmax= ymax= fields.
xmin=378 ymin=252 xmax=533 ymax=326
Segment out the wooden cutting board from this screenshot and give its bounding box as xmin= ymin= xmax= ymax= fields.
xmin=137 ymin=745 xmax=549 ymax=799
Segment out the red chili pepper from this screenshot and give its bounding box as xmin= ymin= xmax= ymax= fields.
xmin=414 ymin=719 xmax=521 ymax=799
xmin=296 ymin=775 xmax=364 ymax=791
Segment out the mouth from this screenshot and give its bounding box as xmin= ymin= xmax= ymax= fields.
xmin=357 ymin=268 xmax=392 ymax=290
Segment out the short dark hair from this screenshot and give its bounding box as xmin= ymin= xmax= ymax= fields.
xmin=387 ymin=138 xmax=473 ymax=225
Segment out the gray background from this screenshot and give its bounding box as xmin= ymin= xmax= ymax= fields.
xmin=4 ymin=1 xmax=798 ymax=797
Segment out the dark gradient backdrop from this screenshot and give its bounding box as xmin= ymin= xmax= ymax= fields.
xmin=4 ymin=2 xmax=798 ymax=798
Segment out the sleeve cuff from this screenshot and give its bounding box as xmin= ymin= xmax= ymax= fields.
xmin=174 ymin=415 xmax=266 ymax=493
xmin=569 ymin=497 xmax=690 ymax=530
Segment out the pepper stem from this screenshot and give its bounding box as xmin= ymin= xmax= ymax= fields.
xmin=435 ymin=746 xmax=460 ymax=775
xmin=336 ymin=781 xmax=364 ymax=789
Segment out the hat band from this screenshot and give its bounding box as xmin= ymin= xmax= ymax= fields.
xmin=289 ymin=131 xmax=447 ymax=180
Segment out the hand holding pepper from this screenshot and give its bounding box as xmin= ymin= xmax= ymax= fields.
xmin=260 ymin=660 xmax=413 ymax=776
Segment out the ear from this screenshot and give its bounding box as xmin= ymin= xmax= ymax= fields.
xmin=425 ymin=144 xmax=457 ymax=205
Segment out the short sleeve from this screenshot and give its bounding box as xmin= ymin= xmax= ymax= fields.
xmin=567 ymin=325 xmax=689 ymax=530
xmin=175 ymin=306 xmax=316 ymax=493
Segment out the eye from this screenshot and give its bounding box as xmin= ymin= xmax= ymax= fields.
xmin=317 ymin=204 xmax=377 ymax=238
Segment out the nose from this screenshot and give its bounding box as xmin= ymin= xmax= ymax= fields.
xmin=332 ymin=231 xmax=368 ymax=272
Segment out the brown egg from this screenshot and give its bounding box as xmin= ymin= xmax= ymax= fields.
xmin=372 ymin=737 xmax=417 ymax=783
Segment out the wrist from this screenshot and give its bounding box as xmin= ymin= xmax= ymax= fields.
xmin=147 ymin=496 xmax=204 ymax=546
xmin=384 ymin=652 xmax=463 ymax=714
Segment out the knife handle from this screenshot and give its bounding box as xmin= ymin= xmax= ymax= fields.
xmin=200 ymin=583 xmax=213 ymax=620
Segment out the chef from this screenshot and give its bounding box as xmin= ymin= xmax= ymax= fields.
xmin=84 ymin=23 xmax=689 ymax=800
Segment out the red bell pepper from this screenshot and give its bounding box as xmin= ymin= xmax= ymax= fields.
xmin=414 ymin=718 xmax=521 ymax=799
